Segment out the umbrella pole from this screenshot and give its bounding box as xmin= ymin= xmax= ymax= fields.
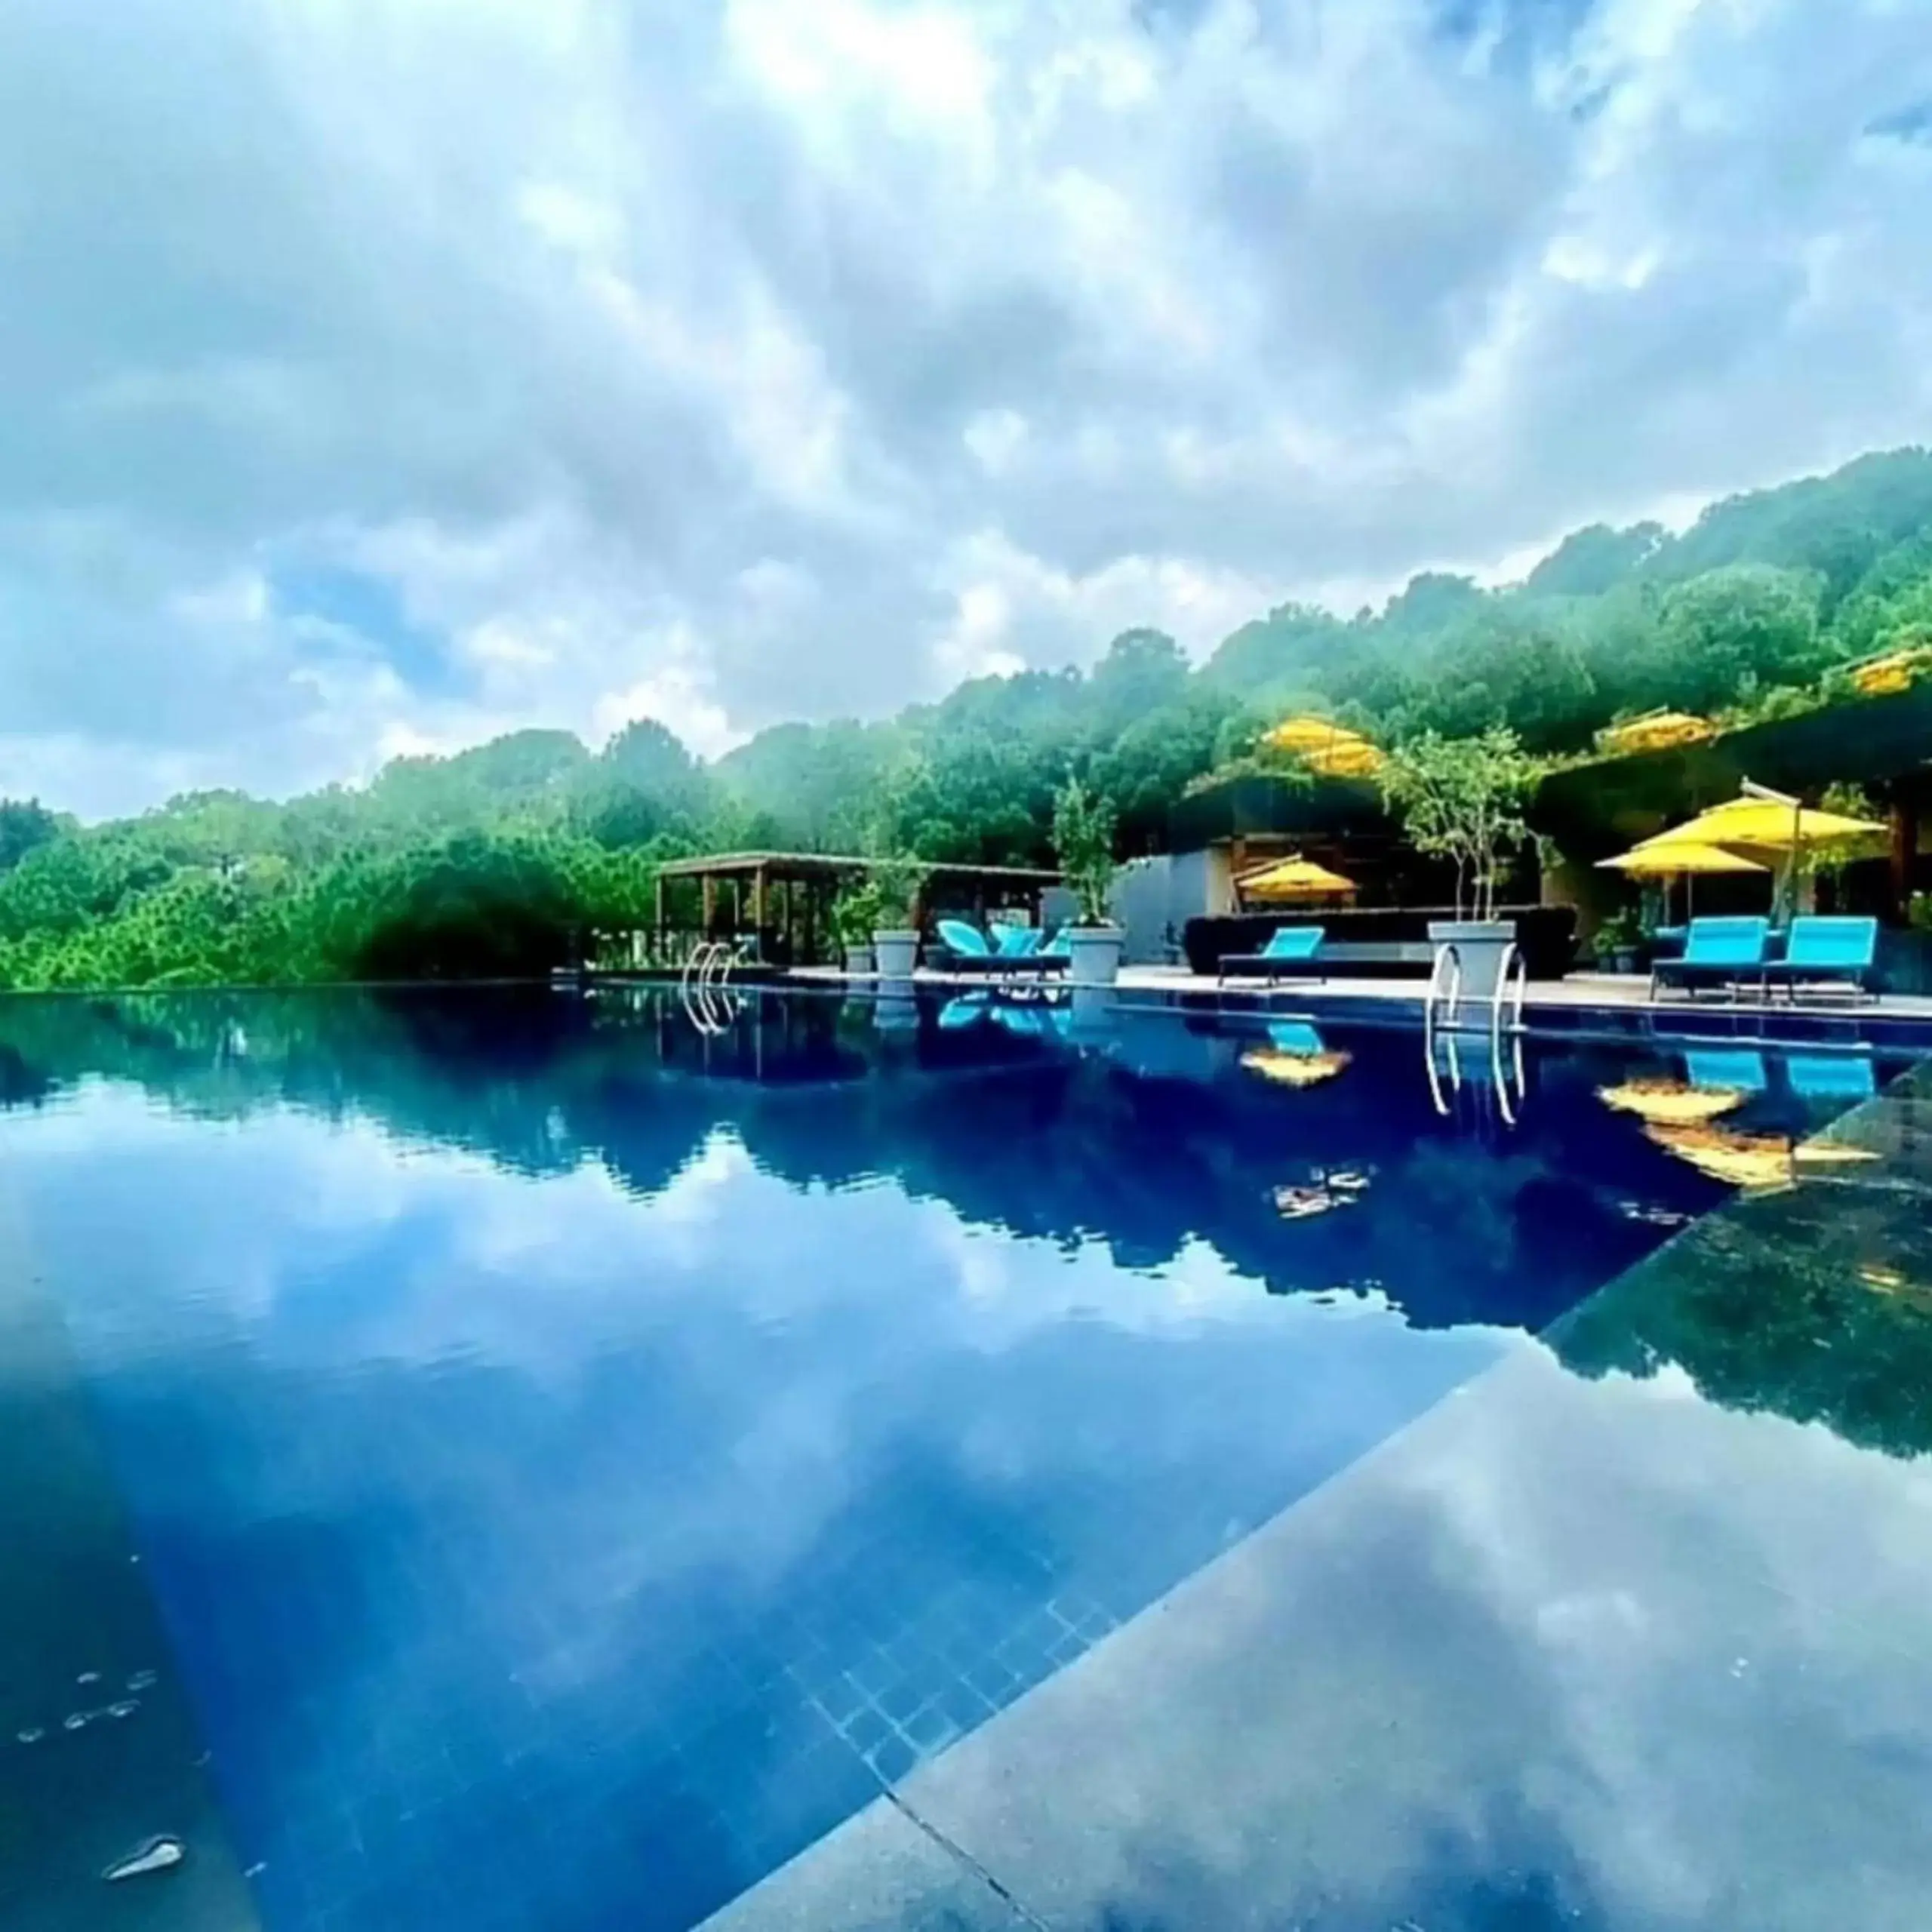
xmin=1780 ymin=794 xmax=1801 ymax=924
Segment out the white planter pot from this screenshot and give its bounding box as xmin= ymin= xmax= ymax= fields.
xmin=1427 ymin=918 xmax=1518 ymax=1009
xmin=1066 ymin=924 xmax=1125 ymax=989
xmin=1066 ymin=986 xmax=1116 ymax=1039
xmin=872 ymin=929 xmax=919 ymax=981
xmin=842 ymin=945 xmax=874 ymax=976
xmin=873 ymin=989 xmax=920 ymax=1032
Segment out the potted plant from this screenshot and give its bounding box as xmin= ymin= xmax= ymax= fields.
xmin=1053 ymin=778 xmax=1124 ymax=988
xmin=1380 ymin=726 xmax=1535 ymax=1005
xmin=830 ymin=878 xmax=880 ymax=976
xmin=1590 ymin=907 xmax=1643 ymax=975
xmin=867 ymin=854 xmax=928 ymax=981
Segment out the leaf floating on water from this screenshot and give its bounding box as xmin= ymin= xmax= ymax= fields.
xmin=1273 ymin=1186 xmax=1336 ymax=1220
xmin=17 ymin=1727 xmax=45 ymax=1746
xmin=1621 ymin=1201 xmax=1689 ymax=1227
xmin=103 ymin=1836 xmax=186 ymax=1883
xmin=126 ymin=1670 xmax=159 ymax=1693
xmin=63 ymin=1712 xmax=90 ymax=1732
xmin=108 ymin=1700 xmax=140 ymax=1720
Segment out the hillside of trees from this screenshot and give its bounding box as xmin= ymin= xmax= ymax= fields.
xmin=5 ymin=447 xmax=1932 ymax=990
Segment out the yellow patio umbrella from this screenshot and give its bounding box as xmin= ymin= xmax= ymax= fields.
xmin=1241 ymin=1046 xmax=1352 ymax=1088
xmin=1263 ymin=716 xmax=1385 ymax=778
xmin=1597 ymin=1078 xmax=1746 ymax=1125
xmin=1266 ymin=715 xmax=1371 ymax=752
xmin=1849 ymin=645 xmax=1932 ymax=697
xmin=1644 ymin=796 xmax=1887 ymax=851
xmin=1598 ymin=841 xmax=1767 ymax=879
xmin=1634 ymin=789 xmax=1887 ymax=919
xmin=1598 ymin=711 xmax=1716 ymax=755
xmin=1644 ymin=1121 xmax=1879 ymax=1194
xmin=1237 ymin=855 xmax=1358 ymax=903
xmin=1243 ymin=1019 xmax=1352 ymax=1088
xmin=1597 ymin=838 xmax=1766 ymax=922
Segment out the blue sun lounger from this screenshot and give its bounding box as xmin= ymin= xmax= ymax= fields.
xmin=1784 ymin=1052 xmax=1878 ymax=1100
xmin=1683 ymin=1048 xmax=1768 ymax=1094
xmin=1649 ymin=917 xmax=1769 ymax=1002
xmin=1760 ymin=916 xmax=1878 ymax=1005
xmin=1218 ymin=925 xmax=1326 ymax=987
xmin=935 ymin=919 xmax=1069 ymax=980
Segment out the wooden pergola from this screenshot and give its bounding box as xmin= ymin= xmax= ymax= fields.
xmin=650 ymin=851 xmax=1063 ymax=967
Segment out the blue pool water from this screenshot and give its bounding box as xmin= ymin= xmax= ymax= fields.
xmin=0 ymin=987 xmax=1912 ymax=1931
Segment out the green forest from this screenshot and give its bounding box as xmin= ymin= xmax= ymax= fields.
xmin=7 ymin=446 xmax=1932 ymax=990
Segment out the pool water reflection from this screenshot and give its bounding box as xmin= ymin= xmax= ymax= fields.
xmin=0 ymin=988 xmax=1915 ymax=1932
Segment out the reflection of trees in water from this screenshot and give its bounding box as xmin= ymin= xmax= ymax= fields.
xmin=0 ymin=989 xmax=1713 ymax=1337
xmin=1550 ymin=1186 xmax=1932 ymax=1460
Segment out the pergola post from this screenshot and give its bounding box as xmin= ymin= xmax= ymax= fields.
xmin=654 ymin=871 xmax=666 ymax=964
xmin=702 ymin=874 xmax=717 ymax=936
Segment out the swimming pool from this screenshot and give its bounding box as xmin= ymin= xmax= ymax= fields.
xmin=0 ymin=986 xmax=1920 ymax=1930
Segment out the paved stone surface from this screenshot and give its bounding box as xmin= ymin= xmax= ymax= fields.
xmin=699 ymin=1798 xmax=1026 ymax=1932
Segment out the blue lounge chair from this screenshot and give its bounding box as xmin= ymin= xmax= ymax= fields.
xmin=1649 ymin=917 xmax=1769 ymax=1002
xmin=1218 ymin=925 xmax=1326 ymax=987
xmin=1760 ymin=916 xmax=1878 ymax=1004
xmin=1683 ymin=1049 xmax=1767 ymax=1094
xmin=934 ymin=918 xmax=1068 ymax=980
xmin=935 ymin=918 xmax=1001 ymax=974
xmin=993 ymin=924 xmax=1042 ymax=960
xmin=1269 ymin=1020 xmax=1328 ymax=1054
xmin=1784 ymin=1052 xmax=1877 ymax=1100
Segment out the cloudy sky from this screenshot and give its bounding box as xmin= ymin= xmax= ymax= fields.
xmin=4 ymin=0 xmax=1930 ymax=817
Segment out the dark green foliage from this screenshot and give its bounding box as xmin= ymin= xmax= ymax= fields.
xmin=1052 ymin=779 xmax=1119 ymax=924
xmin=1523 ymin=521 xmax=1666 ymax=598
xmin=0 ymin=799 xmax=62 ymax=872
xmin=8 ymin=446 xmax=1932 ymax=989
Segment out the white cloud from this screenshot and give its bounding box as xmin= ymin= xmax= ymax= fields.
xmin=4 ymin=0 xmax=1931 ymax=813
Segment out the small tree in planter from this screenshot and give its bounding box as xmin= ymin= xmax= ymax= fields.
xmin=1052 ymin=779 xmax=1124 ymax=986
xmin=866 ymin=854 xmax=928 ymax=980
xmin=1380 ymin=726 xmax=1537 ymax=1000
xmin=830 ymin=878 xmax=881 ymax=974
xmin=1379 ymin=727 xmax=1535 ymax=922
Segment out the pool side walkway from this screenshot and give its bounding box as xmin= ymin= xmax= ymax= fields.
xmin=703 ymin=1061 xmax=1932 ymax=1931
xmin=788 ymin=963 xmax=1932 ymax=1038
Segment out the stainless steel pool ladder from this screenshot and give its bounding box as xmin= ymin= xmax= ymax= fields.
xmin=1423 ymin=939 xmax=1528 ymax=1124
xmin=678 ymin=940 xmax=744 ymax=1035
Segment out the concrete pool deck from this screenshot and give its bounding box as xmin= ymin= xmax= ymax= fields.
xmin=786 ymin=963 xmax=1932 ymax=1035
xmin=705 ymin=1060 xmax=1932 ymax=1931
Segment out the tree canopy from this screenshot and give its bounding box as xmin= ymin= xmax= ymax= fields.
xmin=7 ymin=445 xmax=1932 ymax=989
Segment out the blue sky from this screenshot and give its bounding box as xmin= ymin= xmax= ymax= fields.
xmin=3 ymin=0 xmax=1931 ymax=817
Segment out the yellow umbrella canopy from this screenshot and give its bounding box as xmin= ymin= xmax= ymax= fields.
xmin=1263 ymin=715 xmax=1385 ymax=777
xmin=1241 ymin=1047 xmax=1352 ymax=1088
xmin=1598 ymin=841 xmax=1767 ymax=879
xmin=1237 ymin=855 xmax=1358 ymax=901
xmin=1642 ymin=796 xmax=1887 ymax=852
xmin=1266 ymin=715 xmax=1371 ymax=752
xmin=1644 ymin=1121 xmax=1879 ymax=1193
xmin=1598 ymin=711 xmax=1716 ymax=755
xmin=1598 ymin=1078 xmax=1746 ymax=1125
